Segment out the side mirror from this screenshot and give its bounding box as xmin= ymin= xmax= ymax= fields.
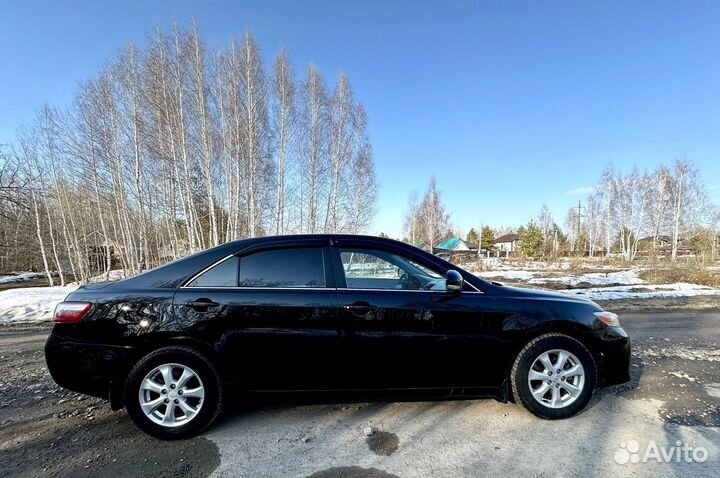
xmin=446 ymin=269 xmax=463 ymax=294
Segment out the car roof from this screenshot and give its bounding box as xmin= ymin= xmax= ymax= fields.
xmin=105 ymin=234 xmax=414 ymax=290
xmin=222 ymin=233 xmax=401 ymax=246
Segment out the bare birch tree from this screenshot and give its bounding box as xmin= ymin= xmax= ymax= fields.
xmin=271 ymin=48 xmax=296 ymax=235
xmin=298 ymin=65 xmax=328 ymax=234
xmin=1 ymin=23 xmax=378 ymax=279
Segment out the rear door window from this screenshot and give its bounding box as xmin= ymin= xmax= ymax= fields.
xmin=238 ymin=248 xmax=326 ymax=288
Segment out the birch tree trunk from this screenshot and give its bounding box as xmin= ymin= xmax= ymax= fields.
xmin=272 ymin=49 xmax=296 ymax=235
xmin=190 ymin=25 xmax=219 ymax=247
xmin=19 ymin=138 xmax=55 ymax=286
xmin=300 ymin=65 xmax=328 ymax=234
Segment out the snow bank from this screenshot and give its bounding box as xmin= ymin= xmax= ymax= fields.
xmin=0 ymin=272 xmax=55 ymax=285
xmin=0 ymin=270 xmax=127 ymax=325
xmin=0 ymin=286 xmax=79 ymax=324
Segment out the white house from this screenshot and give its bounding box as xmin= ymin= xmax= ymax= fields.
xmin=495 ymin=233 xmax=520 ymax=256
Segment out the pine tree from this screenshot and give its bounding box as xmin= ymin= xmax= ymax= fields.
xmin=519 ymin=220 xmax=544 ymax=257
xmin=466 ymin=227 xmax=478 ymax=245
xmin=480 ymin=226 xmax=496 ymax=251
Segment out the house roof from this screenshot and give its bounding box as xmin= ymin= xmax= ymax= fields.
xmin=495 ymin=233 xmax=519 ymax=243
xmin=434 ymin=238 xmax=463 ymax=251
xmin=639 ymin=235 xmax=673 ymax=243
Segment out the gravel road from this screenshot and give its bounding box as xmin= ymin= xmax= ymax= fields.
xmin=1 ymin=309 xmax=719 ymax=478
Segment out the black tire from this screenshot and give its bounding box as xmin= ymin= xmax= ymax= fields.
xmin=124 ymin=346 xmax=224 ymax=440
xmin=511 ymin=333 xmax=597 ymax=420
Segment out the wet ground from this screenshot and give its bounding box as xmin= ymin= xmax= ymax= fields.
xmin=1 ymin=309 xmax=719 ymax=477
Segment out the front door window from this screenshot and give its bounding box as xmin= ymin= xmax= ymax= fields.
xmin=338 ymin=248 xmax=445 ymax=291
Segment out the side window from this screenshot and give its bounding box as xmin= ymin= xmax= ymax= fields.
xmin=188 ymin=256 xmax=239 ymax=287
xmin=339 ymin=248 xmax=445 ymax=291
xmin=238 ymin=248 xmax=326 ymax=288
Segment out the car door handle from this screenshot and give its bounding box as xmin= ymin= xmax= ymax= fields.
xmin=343 ymin=302 xmax=377 ymax=316
xmin=186 ymin=298 xmax=219 ymax=311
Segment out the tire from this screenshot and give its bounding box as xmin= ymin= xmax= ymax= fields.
xmin=124 ymin=346 xmax=224 ymax=440
xmin=511 ymin=333 xmax=597 ymax=420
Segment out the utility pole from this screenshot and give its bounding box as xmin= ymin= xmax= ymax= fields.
xmin=575 ymin=201 xmax=585 ymax=256
xmin=478 ymin=223 xmax=482 ymax=258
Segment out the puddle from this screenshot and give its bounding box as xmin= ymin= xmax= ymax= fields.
xmin=366 ymin=431 xmax=400 ymax=456
xmin=307 ymin=466 xmax=400 ymax=478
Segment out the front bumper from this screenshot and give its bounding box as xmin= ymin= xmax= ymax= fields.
xmin=45 ymin=329 xmax=138 ymax=400
xmin=597 ymin=326 xmax=632 ymax=387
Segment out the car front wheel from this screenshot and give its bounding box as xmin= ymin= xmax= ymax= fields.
xmin=124 ymin=346 xmax=223 ymax=439
xmin=511 ymin=333 xmax=597 ymax=419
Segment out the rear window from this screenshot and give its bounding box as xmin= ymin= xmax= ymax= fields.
xmin=238 ymin=248 xmax=325 ymax=288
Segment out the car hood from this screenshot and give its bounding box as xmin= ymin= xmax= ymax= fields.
xmin=490 ymin=284 xmax=599 ymax=306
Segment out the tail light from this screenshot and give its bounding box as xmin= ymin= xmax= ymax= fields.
xmin=594 ymin=311 xmax=620 ymax=327
xmin=54 ymin=302 xmax=92 ymax=323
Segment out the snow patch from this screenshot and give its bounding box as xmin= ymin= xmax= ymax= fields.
xmin=528 ymin=270 xmax=645 ymax=287
xmin=473 ymin=259 xmax=621 ymax=272
xmin=668 ymin=371 xmax=697 ymax=382
xmin=475 ymin=259 xmax=572 ymax=271
xmin=70 ymin=269 xmax=127 ymax=285
xmin=475 ymin=267 xmax=720 ymax=300
xmin=475 ymin=268 xmax=647 ymax=287
xmin=566 ymin=282 xmax=720 ymax=300
xmin=476 ymin=270 xmax=538 ymax=281
xmin=641 ymin=345 xmax=720 ymax=362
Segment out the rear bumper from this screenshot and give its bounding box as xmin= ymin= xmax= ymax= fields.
xmin=45 ymin=329 xmax=137 ymax=400
xmin=597 ymin=326 xmax=632 ymax=387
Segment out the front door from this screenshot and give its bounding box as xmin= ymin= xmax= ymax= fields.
xmin=331 ymin=242 xmax=499 ymax=390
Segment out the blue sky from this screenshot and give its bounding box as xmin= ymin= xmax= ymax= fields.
xmin=3 ymin=0 xmax=720 ymax=238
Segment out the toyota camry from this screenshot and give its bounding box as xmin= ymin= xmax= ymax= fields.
xmin=45 ymin=235 xmax=631 ymax=439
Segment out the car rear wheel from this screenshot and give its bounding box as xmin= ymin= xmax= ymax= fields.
xmin=511 ymin=333 xmax=597 ymax=419
xmin=124 ymin=346 xmax=223 ymax=439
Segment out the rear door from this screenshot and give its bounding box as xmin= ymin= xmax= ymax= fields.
xmin=173 ymin=240 xmax=342 ymax=390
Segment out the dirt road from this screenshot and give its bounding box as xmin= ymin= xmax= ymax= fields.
xmin=1 ymin=310 xmax=719 ymax=477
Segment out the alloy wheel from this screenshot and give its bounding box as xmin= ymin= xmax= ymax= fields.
xmin=138 ymin=363 xmax=205 ymax=427
xmin=527 ymin=349 xmax=585 ymax=409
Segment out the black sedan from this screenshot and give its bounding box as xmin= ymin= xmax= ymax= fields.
xmin=45 ymin=234 xmax=631 ymax=439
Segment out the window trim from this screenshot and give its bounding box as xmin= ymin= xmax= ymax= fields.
xmin=180 ymin=241 xmax=482 ymax=293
